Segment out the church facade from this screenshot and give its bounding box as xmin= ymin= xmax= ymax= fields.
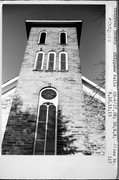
xmin=2 ymin=20 xmax=105 ymax=155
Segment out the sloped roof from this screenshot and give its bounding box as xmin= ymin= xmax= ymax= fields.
xmin=2 ymin=75 xmax=105 ymax=103
xmin=2 ymin=76 xmax=105 ymax=155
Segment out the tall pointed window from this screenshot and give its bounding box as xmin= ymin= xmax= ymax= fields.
xmin=38 ymin=31 xmax=47 ymax=44
xmin=46 ymin=51 xmax=56 ymax=71
xmin=59 ymin=32 xmax=67 ymax=45
xmin=33 ymin=87 xmax=58 ymax=155
xmin=34 ymin=51 xmax=44 ymax=71
xmin=59 ymin=52 xmax=68 ymax=71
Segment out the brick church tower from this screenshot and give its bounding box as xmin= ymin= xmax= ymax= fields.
xmin=2 ymin=20 xmax=89 ymax=155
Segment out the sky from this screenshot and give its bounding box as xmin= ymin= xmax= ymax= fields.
xmin=2 ymin=4 xmax=105 ymax=84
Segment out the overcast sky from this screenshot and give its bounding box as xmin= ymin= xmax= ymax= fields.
xmin=2 ymin=4 xmax=105 ymax=84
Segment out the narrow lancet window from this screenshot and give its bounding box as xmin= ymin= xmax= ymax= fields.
xmin=34 ymin=51 xmax=44 ymax=71
xmin=59 ymin=52 xmax=68 ymax=71
xmin=47 ymin=51 xmax=56 ymax=71
xmin=38 ymin=31 xmax=46 ymax=44
xmin=33 ymin=87 xmax=58 ymax=155
xmin=60 ymin=32 xmax=67 ymax=45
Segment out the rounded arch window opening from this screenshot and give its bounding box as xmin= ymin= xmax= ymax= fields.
xmin=46 ymin=51 xmax=56 ymax=71
xmin=34 ymin=51 xmax=45 ymax=71
xmin=40 ymin=87 xmax=58 ymax=100
xmin=41 ymin=88 xmax=57 ymax=100
xmin=59 ymin=31 xmax=67 ymax=45
xmin=33 ymin=87 xmax=58 ymax=155
xmin=59 ymin=51 xmax=68 ymax=71
xmin=38 ymin=31 xmax=47 ymax=44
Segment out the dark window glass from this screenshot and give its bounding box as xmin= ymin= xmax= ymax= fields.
xmin=34 ymin=88 xmax=57 ymax=155
xmin=35 ymin=104 xmax=47 ymax=155
xmin=38 ymin=105 xmax=47 ymax=122
xmin=46 ymin=105 xmax=56 ymax=154
xmin=41 ymin=89 xmax=56 ymax=100
xmin=60 ymin=33 xmax=66 ymax=44
xmin=35 ymin=53 xmax=43 ymax=71
xmin=61 ymin=53 xmax=66 ymax=71
xmin=35 ymin=140 xmax=45 ymax=155
xmin=37 ymin=122 xmax=46 ymax=140
xmin=39 ymin=32 xmax=46 ymax=44
xmin=37 ymin=104 xmax=47 ymax=140
xmin=35 ymin=104 xmax=56 ymax=155
xmin=48 ymin=53 xmax=55 ymax=71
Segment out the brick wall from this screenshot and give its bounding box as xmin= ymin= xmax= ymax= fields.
xmin=2 ymin=27 xmax=95 ymax=155
xmin=2 ymin=90 xmax=15 ymax=140
xmin=2 ymin=88 xmax=105 ymax=155
xmin=84 ymin=93 xmax=105 ymax=155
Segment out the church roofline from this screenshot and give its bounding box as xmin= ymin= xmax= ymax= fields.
xmin=25 ymin=20 xmax=83 ymax=47
xmin=2 ymin=75 xmax=105 ymax=103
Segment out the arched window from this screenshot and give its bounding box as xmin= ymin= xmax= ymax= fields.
xmin=59 ymin=32 xmax=67 ymax=45
xmin=34 ymin=51 xmax=45 ymax=71
xmin=59 ymin=52 xmax=68 ymax=71
xmin=46 ymin=51 xmax=56 ymax=71
xmin=38 ymin=31 xmax=47 ymax=44
xmin=33 ymin=87 xmax=58 ymax=155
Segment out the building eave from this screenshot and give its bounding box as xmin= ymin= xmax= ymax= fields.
xmin=2 ymin=76 xmax=105 ymax=103
xmin=2 ymin=76 xmax=19 ymax=95
xmin=82 ymin=76 xmax=105 ymax=94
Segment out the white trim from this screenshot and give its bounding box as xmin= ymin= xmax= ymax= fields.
xmin=44 ymin=104 xmax=49 ymax=155
xmin=2 ymin=77 xmax=18 ymax=95
xmin=2 ymin=88 xmax=16 ymax=99
xmin=2 ymin=75 xmax=105 ymax=103
xmin=59 ymin=31 xmax=67 ymax=45
xmin=2 ymin=75 xmax=105 ymax=94
xmin=33 ymin=97 xmax=42 ymax=155
xmin=40 ymin=87 xmax=58 ymax=106
xmin=82 ymin=76 xmax=105 ymax=94
xmin=55 ymin=103 xmax=58 ymax=155
xmin=46 ymin=51 xmax=56 ymax=71
xmin=33 ymin=87 xmax=58 ymax=155
xmin=34 ymin=51 xmax=45 ymax=71
xmin=26 ymin=20 xmax=83 ymax=23
xmin=59 ymin=51 xmax=68 ymax=71
xmin=2 ymin=76 xmax=18 ymax=89
xmin=2 ymin=1 xmax=109 ymax=5
xmin=38 ymin=31 xmax=47 ymax=45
